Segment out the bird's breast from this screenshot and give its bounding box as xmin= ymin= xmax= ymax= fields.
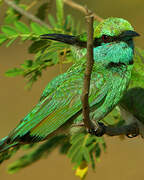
xmin=107 ymin=64 xmax=133 ymax=105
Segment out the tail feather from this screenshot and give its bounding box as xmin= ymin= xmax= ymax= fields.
xmin=0 ymin=136 xmax=20 ymax=164
xmin=0 ymin=136 xmax=18 ymax=153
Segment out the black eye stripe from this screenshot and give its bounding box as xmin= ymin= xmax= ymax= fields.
xmin=102 ymin=35 xmax=113 ymax=42
xmin=93 ymin=35 xmax=120 ymax=47
xmin=102 ymin=35 xmax=110 ymax=40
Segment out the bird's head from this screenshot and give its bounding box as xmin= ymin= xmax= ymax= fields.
xmin=93 ymin=17 xmax=139 ymax=46
xmin=40 ymin=17 xmax=139 ymax=47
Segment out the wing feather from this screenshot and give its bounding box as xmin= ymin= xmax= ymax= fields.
xmin=8 ymin=63 xmax=109 ymax=142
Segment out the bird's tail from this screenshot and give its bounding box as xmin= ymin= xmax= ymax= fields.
xmin=0 ymin=136 xmax=18 ymax=153
xmin=0 ymin=136 xmax=20 ymax=164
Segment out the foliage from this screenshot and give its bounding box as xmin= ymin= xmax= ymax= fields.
xmin=0 ymin=0 xmax=144 ymax=179
xmin=68 ymin=132 xmax=106 ymax=169
xmin=1 ymin=0 xmax=79 ymax=88
xmin=130 ymin=47 xmax=144 ymax=88
xmin=7 ymin=135 xmax=69 ymax=173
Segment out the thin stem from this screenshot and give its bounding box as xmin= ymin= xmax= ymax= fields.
xmin=72 ymin=123 xmax=139 ymax=137
xmin=81 ymin=11 xmax=94 ymax=130
xmin=63 ymin=0 xmax=103 ymax=22
xmin=4 ymin=0 xmax=51 ymax=28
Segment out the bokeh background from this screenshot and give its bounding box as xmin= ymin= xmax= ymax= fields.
xmin=1 ymin=0 xmax=144 ymax=179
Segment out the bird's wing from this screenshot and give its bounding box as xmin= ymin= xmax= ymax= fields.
xmin=39 ymin=72 xmax=70 ymax=102
xmin=8 ymin=63 xmax=109 ymax=143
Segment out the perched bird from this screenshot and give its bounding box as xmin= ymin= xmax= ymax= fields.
xmin=0 ymin=17 xmax=139 ymax=152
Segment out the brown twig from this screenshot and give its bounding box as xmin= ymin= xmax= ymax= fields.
xmin=81 ymin=11 xmax=94 ymax=130
xmin=4 ymin=0 xmax=51 ymax=28
xmin=63 ymin=0 xmax=103 ymax=22
xmin=4 ymin=0 xmax=103 ymax=27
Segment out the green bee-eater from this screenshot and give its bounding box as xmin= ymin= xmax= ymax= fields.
xmin=0 ymin=17 xmax=139 ymax=152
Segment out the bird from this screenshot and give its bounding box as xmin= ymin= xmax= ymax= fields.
xmin=0 ymin=17 xmax=140 ymax=153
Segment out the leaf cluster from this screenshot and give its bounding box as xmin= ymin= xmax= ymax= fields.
xmin=0 ymin=131 xmax=106 ymax=178
xmin=130 ymin=47 xmax=144 ymax=88
xmin=68 ymin=131 xmax=106 ymax=170
xmin=1 ymin=0 xmax=80 ymax=88
xmin=7 ymin=135 xmax=70 ymax=173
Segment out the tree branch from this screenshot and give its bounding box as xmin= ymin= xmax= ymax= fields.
xmin=4 ymin=0 xmax=51 ymax=28
xmin=81 ymin=11 xmax=94 ymax=130
xmin=105 ymin=123 xmax=139 ymax=137
xmin=72 ymin=123 xmax=139 ymax=137
xmin=4 ymin=0 xmax=104 ymax=27
xmin=63 ymin=0 xmax=103 ymax=22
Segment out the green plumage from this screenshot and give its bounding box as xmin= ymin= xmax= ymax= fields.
xmin=0 ymin=17 xmax=139 ymax=152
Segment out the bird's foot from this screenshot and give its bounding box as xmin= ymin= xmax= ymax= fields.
xmin=88 ymin=122 xmax=106 ymax=137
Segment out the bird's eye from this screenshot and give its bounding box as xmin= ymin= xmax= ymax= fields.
xmin=102 ymin=35 xmax=110 ymax=42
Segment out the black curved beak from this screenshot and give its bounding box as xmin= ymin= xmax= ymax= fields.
xmin=40 ymin=34 xmax=87 ymax=47
xmin=120 ymin=30 xmax=140 ymax=38
xmin=40 ymin=34 xmax=77 ymax=45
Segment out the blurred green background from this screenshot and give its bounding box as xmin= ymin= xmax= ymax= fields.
xmin=0 ymin=0 xmax=144 ymax=179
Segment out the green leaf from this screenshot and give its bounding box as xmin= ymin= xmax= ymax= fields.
xmin=21 ymin=144 xmax=36 ymax=150
xmin=86 ymin=136 xmax=97 ymax=146
xmin=82 ymin=147 xmax=91 ymax=163
xmin=21 ymin=60 xmax=33 ymax=68
xmin=28 ymin=40 xmax=50 ymax=54
xmin=48 ymin=14 xmax=57 ymax=28
xmin=14 ymin=21 xmax=30 ymax=34
xmin=97 ymin=137 xmax=106 ymax=152
xmin=64 ymin=15 xmax=72 ymax=32
xmin=87 ymin=143 xmax=96 ymax=152
xmin=6 ymin=37 xmax=17 ymax=47
xmin=90 ymin=153 xmax=95 ymax=170
xmin=0 ymin=34 xmax=7 ymax=45
xmin=30 ymin=22 xmax=44 ymax=35
xmin=40 ymin=51 xmax=57 ymax=65
xmin=71 ymin=133 xmax=85 ymax=144
xmin=101 ymin=141 xmax=106 ymax=152
xmin=1 ymin=25 xmax=18 ymax=36
xmin=59 ymin=141 xmax=71 ymax=154
xmin=68 ymin=132 xmax=99 ymax=168
xmin=95 ymin=143 xmax=101 ymax=161
xmin=56 ymin=0 xmax=64 ymax=26
xmin=46 ymin=42 xmax=67 ymax=51
xmin=68 ymin=140 xmax=82 ymax=158
xmin=50 ymin=51 xmax=59 ymax=64
xmin=4 ymin=14 xmax=18 ymax=24
xmin=0 ymin=146 xmax=20 ymax=164
xmin=8 ymin=135 xmax=66 ymax=173
xmin=36 ymin=3 xmax=49 ymax=21
xmin=5 ymin=68 xmax=23 ymax=77
xmin=4 ymin=6 xmax=21 ymax=24
xmin=130 ymin=47 xmax=144 ymax=88
xmin=40 ymin=26 xmax=51 ymax=34
xmin=71 ymin=147 xmax=83 ymax=164
xmin=19 ymin=4 xmax=27 ymax=10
